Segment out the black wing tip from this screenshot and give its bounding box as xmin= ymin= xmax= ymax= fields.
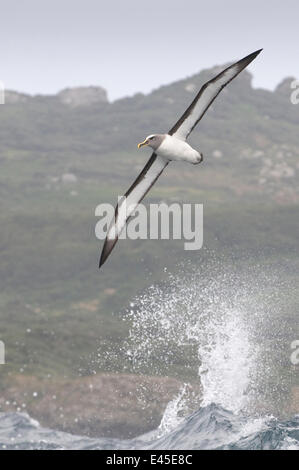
xmin=244 ymin=48 xmax=263 ymax=62
xmin=233 ymin=48 xmax=263 ymax=72
xmin=251 ymin=48 xmax=263 ymax=57
xmin=99 ymin=238 xmax=116 ymax=269
xmin=99 ymin=244 xmax=109 ymax=269
xmin=99 ymin=255 xmax=106 ymax=269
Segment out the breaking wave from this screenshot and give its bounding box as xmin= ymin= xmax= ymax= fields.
xmin=1 ymin=260 xmax=297 ymax=450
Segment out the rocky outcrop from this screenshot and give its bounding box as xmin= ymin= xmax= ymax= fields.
xmin=0 ymin=373 xmax=200 ymax=438
xmin=61 ymin=173 xmax=78 ymax=183
xmin=3 ymin=86 xmax=108 ymax=107
xmin=57 ymin=86 xmax=108 ymax=107
xmin=275 ymin=77 xmax=297 ymax=97
xmin=5 ymin=91 xmax=30 ymax=104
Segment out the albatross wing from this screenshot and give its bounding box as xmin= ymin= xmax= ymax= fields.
xmin=99 ymin=153 xmax=168 ymax=267
xmin=169 ymin=49 xmax=262 ymax=141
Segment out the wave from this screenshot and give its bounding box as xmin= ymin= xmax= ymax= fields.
xmin=1 ymin=260 xmax=297 ymax=450
xmin=0 ymin=406 xmax=298 ymax=450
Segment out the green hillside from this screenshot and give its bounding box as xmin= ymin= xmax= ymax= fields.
xmin=0 ymin=65 xmax=298 ymax=388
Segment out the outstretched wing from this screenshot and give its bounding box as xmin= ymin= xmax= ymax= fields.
xmin=169 ymin=49 xmax=262 ymax=141
xmin=99 ymin=153 xmax=168 ymax=267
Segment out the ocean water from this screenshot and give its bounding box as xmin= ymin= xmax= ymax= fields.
xmin=1 ymin=262 xmax=298 ymax=450
xmin=0 ymin=405 xmax=298 ymax=450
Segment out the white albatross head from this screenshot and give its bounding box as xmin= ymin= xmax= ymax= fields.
xmin=138 ymin=134 xmax=165 ymax=151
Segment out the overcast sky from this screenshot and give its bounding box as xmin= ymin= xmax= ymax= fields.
xmin=1 ymin=0 xmax=298 ymax=100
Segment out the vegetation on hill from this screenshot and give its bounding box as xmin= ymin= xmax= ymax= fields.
xmin=0 ymin=65 xmax=298 ymax=397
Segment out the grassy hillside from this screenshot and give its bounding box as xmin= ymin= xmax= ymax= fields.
xmin=0 ymin=65 xmax=298 ymax=389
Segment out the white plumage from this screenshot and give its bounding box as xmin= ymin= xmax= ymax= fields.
xmin=156 ymin=135 xmax=202 ymax=164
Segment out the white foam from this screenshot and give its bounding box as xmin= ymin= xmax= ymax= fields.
xmin=124 ymin=261 xmax=288 ymax=422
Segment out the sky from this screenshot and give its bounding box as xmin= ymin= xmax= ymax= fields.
xmin=0 ymin=0 xmax=298 ymax=100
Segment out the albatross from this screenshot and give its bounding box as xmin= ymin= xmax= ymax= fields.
xmin=99 ymin=49 xmax=262 ymax=268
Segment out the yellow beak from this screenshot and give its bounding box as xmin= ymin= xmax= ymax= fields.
xmin=137 ymin=139 xmax=149 ymax=149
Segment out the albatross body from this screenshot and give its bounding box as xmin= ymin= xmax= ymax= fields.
xmin=141 ymin=134 xmax=203 ymax=164
xmin=99 ymin=49 xmax=262 ymax=268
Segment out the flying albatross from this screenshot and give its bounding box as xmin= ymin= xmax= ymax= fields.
xmin=99 ymin=49 xmax=262 ymax=268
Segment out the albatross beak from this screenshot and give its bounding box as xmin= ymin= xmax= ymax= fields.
xmin=138 ymin=139 xmax=149 ymax=148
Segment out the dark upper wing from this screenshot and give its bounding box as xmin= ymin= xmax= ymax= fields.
xmin=169 ymin=49 xmax=262 ymax=140
xmin=99 ymin=153 xmax=169 ymax=267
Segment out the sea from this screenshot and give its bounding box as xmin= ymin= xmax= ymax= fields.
xmin=1 ymin=262 xmax=298 ymax=450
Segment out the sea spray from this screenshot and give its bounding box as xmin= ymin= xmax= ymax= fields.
xmin=123 ymin=260 xmax=291 ymax=421
xmin=0 ymin=261 xmax=297 ymax=449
